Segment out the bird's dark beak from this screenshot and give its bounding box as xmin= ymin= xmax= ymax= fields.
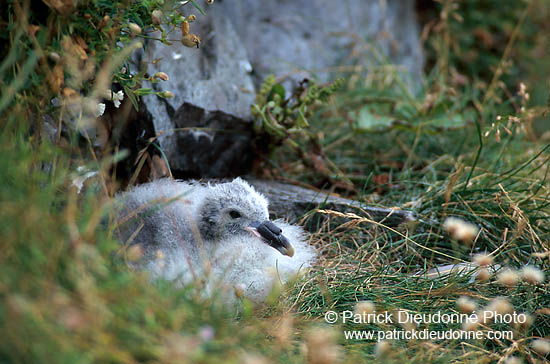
xmin=247 ymin=221 xmax=295 ymax=257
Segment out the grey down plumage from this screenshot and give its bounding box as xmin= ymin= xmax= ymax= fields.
xmin=115 ymin=178 xmax=316 ymax=301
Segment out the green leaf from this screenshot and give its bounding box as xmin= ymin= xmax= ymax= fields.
xmin=123 ymin=85 xmax=139 ymax=111
xmin=268 ymin=83 xmax=286 ymax=102
xmin=189 ymin=0 xmax=206 ymax=16
xmin=394 ymin=101 xmax=418 ymax=121
xmin=133 ymin=88 xmax=154 ymax=96
xmin=422 ymin=108 xmax=476 ymax=129
xmin=296 ymin=108 xmax=309 ymax=128
xmin=354 ymin=105 xmax=395 ymax=132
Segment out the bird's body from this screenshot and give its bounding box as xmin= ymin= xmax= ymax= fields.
xmin=115 ymin=178 xmax=316 ymax=301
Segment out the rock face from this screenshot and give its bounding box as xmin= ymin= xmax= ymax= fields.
xmin=169 ymin=103 xmax=256 ymax=178
xmin=220 ymin=0 xmax=424 ymax=88
xmin=136 ymin=5 xmax=256 ymax=178
xmin=136 ymin=0 xmax=423 ymax=178
xmin=248 ymin=179 xmax=416 ymax=231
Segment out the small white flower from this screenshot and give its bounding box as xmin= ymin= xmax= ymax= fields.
xmin=354 ymin=301 xmax=376 ymax=316
xmin=375 ymin=341 xmax=391 ymax=357
xmin=112 ymin=90 xmax=124 ymax=108
xmin=95 ymin=103 xmax=106 ymax=117
xmin=456 ymin=296 xmax=477 ymax=313
xmin=486 ymin=297 xmax=513 ymax=315
xmin=476 ymin=267 xmax=491 ymax=282
xmin=462 ymin=318 xmax=479 ymax=332
xmin=497 ymin=268 xmax=520 ymax=287
xmin=442 ymin=217 xmax=479 ymax=243
xmin=102 ymin=89 xmax=124 ymax=108
xmin=473 ymin=253 xmax=493 ymax=267
xmin=521 ymin=265 xmax=545 ymax=284
xmin=531 ymin=339 xmax=550 ymax=355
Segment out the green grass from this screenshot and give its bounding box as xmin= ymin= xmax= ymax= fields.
xmin=286 ymin=132 xmax=550 ymax=361
xmin=1 ymin=0 xmax=550 ymax=363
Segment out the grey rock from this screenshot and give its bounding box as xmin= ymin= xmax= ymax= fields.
xmin=219 ymin=0 xmax=424 ymax=88
xmin=248 ymin=179 xmax=416 ymax=230
xmin=140 ymin=7 xmax=256 ymax=119
xmin=136 ymin=5 xmax=256 ymax=177
xmin=168 ymin=102 xmax=256 ymax=178
xmin=136 ymin=0 xmax=423 ymax=178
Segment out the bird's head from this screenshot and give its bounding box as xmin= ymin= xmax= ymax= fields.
xmin=197 ymin=178 xmax=295 ymax=257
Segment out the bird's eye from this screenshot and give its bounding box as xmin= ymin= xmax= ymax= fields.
xmin=229 ymin=210 xmax=242 ymax=219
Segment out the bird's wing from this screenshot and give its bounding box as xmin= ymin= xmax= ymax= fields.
xmin=114 ymin=179 xmax=199 ymax=257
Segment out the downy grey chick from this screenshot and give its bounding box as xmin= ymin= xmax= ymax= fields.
xmin=115 ymin=178 xmax=316 ymax=301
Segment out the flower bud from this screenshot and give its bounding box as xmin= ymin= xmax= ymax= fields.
xmin=181 ymin=34 xmax=201 ymax=48
xmin=48 ymin=52 xmax=61 ymax=62
xmin=154 ymin=72 xmax=169 ymax=81
xmin=129 ymin=23 xmax=142 ymax=35
xmin=152 ymin=9 xmax=163 ymax=25
xmin=99 ymin=15 xmax=111 ymax=29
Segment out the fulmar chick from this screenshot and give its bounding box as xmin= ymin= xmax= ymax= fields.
xmin=115 ymin=178 xmax=316 ymax=302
